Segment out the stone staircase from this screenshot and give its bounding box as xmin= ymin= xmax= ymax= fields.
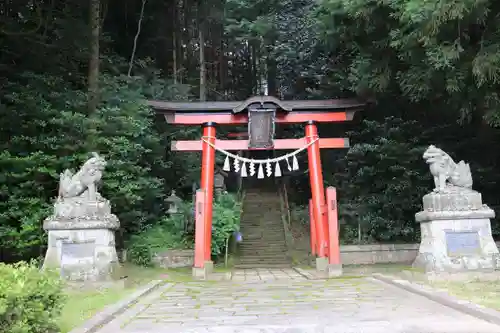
xmin=235 ymin=188 xmax=291 ymax=269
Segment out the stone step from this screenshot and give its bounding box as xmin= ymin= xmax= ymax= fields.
xmin=238 ymin=252 xmax=287 ymax=256
xmin=241 ymin=225 xmax=283 ymax=227
xmin=240 ymin=225 xmax=283 ymax=228
xmin=239 ymin=244 xmax=286 ymax=248
xmin=239 ymin=239 xmax=286 ymax=247
xmin=240 ymin=239 xmax=285 ymax=241
xmin=237 ymin=189 xmax=291 ymax=269
xmin=240 ymin=233 xmax=284 ymax=236
xmin=239 ymin=235 xmax=285 ymax=239
xmin=240 ymin=240 xmax=285 ymax=243
xmin=240 ymin=242 xmax=286 ymax=246
xmin=240 ymin=229 xmax=284 ymax=233
xmin=239 ymin=243 xmax=286 ymax=247
xmin=238 ymin=253 xmax=289 ymax=258
xmin=239 ymin=246 xmax=287 ymax=251
xmin=236 ymin=255 xmax=289 ymax=260
xmin=234 ymin=263 xmax=292 ymax=269
xmin=239 ymin=250 xmax=287 ymax=255
xmin=239 ymin=246 xmax=287 ymax=250
xmin=241 ymin=223 xmax=282 ymax=226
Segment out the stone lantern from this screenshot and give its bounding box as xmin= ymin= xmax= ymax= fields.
xmin=214 ymin=168 xmax=227 ymax=196
xmin=166 ymin=190 xmax=182 ymax=215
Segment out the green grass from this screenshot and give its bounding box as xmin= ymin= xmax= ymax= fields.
xmin=431 ymin=280 xmax=500 ymax=310
xmin=59 ymin=264 xmax=191 ymax=332
xmin=371 ymin=265 xmax=500 ymax=311
xmin=342 ymin=263 xmax=416 ymax=275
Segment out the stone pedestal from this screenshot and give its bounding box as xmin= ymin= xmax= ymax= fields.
xmin=192 ymin=261 xmax=214 ymax=279
xmin=315 ymin=257 xmax=343 ymax=278
xmin=42 ymin=199 xmax=120 ymax=281
xmin=413 ymin=187 xmax=499 ymax=272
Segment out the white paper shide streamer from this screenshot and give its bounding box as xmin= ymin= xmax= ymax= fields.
xmin=212 ymin=137 xmax=318 ymax=179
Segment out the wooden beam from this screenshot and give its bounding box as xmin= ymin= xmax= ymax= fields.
xmin=164 ymin=110 xmax=358 ymax=125
xmin=171 ymin=138 xmax=349 ymax=151
xmin=227 ymin=132 xmax=248 ymax=138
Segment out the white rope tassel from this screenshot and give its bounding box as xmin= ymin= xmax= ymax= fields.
xmin=266 ymin=161 xmax=272 ymax=177
xmin=223 ymin=155 xmax=231 ymax=171
xmin=233 ymin=157 xmax=240 ymax=172
xmin=292 ymin=155 xmax=299 ymax=171
xmin=274 ymin=161 xmax=282 ymax=177
xmin=286 ymin=157 xmax=292 ymax=171
xmin=249 ymin=161 xmax=256 ymax=176
xmin=257 ymin=163 xmax=264 ymax=179
xmin=241 ymin=162 xmax=248 ymax=177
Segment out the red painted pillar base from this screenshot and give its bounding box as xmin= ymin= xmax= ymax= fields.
xmin=305 ymin=121 xmax=329 ymax=258
xmin=194 ymin=190 xmax=206 ymax=268
xmin=326 ymin=187 xmax=341 ymax=266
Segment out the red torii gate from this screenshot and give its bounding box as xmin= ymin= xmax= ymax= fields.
xmin=148 ymin=96 xmax=365 ymax=276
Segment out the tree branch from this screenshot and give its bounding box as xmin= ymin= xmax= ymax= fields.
xmin=127 ymin=0 xmax=147 ymax=77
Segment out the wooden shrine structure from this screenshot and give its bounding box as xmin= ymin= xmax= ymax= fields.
xmin=148 ymin=96 xmax=365 ymax=276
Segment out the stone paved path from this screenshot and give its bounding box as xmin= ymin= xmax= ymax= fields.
xmin=97 ymin=269 xmax=500 ymax=333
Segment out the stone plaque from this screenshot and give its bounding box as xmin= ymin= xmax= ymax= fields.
xmin=61 ymin=241 xmax=95 ymax=267
xmin=248 ymin=109 xmax=275 ymax=149
xmin=445 ymin=231 xmax=481 ymax=256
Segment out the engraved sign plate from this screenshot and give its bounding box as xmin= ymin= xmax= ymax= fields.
xmin=248 ymin=109 xmax=275 ymax=149
xmin=445 ymin=231 xmax=481 ymax=257
xmin=61 ymin=241 xmax=95 ymax=267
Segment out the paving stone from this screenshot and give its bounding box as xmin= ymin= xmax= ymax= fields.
xmin=95 ymin=275 xmax=500 ymax=333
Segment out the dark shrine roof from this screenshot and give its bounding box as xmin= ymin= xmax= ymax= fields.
xmin=147 ymin=96 xmax=366 ymax=114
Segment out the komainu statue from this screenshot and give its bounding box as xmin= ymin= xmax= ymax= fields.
xmin=422 ymin=145 xmax=473 ymax=192
xmin=58 ymin=152 xmax=107 ymax=201
xmin=53 ymin=152 xmax=113 ymax=219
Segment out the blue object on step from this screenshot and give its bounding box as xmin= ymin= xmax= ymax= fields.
xmin=234 ymin=231 xmax=243 ymax=243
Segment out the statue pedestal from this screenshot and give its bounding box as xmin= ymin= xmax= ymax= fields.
xmin=413 ymin=187 xmax=499 ymax=272
xmin=42 ymin=212 xmax=120 ymax=282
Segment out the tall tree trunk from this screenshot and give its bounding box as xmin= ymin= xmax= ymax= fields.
xmin=173 ymin=22 xmax=178 ymax=84
xmin=266 ymin=55 xmax=277 ymax=97
xmin=219 ymin=31 xmax=225 ymax=95
xmin=199 ymin=25 xmax=207 ymax=101
xmin=251 ymin=41 xmax=257 ymax=95
xmin=128 ymin=0 xmax=147 ymax=77
xmin=88 ymin=0 xmax=100 ymax=114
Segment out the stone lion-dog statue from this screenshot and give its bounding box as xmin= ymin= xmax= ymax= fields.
xmin=58 ymin=152 xmax=107 ymax=201
xmin=422 ymin=145 xmax=473 ymax=193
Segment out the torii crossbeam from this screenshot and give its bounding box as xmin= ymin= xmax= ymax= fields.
xmin=148 ymin=96 xmax=366 ymax=276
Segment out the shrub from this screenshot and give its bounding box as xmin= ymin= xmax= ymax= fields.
xmin=127 ymin=192 xmax=242 ymax=266
xmin=127 ymin=220 xmax=189 ymax=267
xmin=0 ymin=261 xmax=65 ymax=333
xmin=211 ymin=192 xmax=242 ymax=256
xmin=127 ymin=201 xmax=193 ymax=266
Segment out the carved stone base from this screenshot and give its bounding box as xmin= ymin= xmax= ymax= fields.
xmin=42 ymin=217 xmax=120 ymax=281
xmin=413 ymin=189 xmax=499 ymax=273
xmin=53 ymin=197 xmax=114 ymax=220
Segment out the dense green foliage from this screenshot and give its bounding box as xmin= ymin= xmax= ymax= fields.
xmin=0 ymin=261 xmax=65 ymax=333
xmin=127 ymin=193 xmax=241 ymax=266
xmin=329 ymin=117 xmax=430 ymax=243
xmin=0 ymin=72 xmax=175 ymax=261
xmin=210 ymin=193 xmax=243 ymax=256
